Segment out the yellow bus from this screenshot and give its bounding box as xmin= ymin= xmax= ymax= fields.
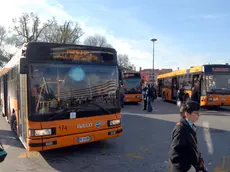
xmin=0 ymin=42 xmax=123 ymax=151
xmin=157 ymin=64 xmax=230 ymax=107
xmin=123 ymin=72 xmax=142 ymax=104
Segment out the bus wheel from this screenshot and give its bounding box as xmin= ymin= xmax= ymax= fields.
xmin=10 ymin=114 xmax=18 ymax=137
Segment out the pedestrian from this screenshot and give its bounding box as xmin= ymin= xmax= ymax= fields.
xmin=120 ymin=83 xmax=125 ymax=108
xmin=147 ymin=84 xmax=153 ymax=112
xmin=151 ymin=84 xmax=157 ymax=102
xmin=177 ymin=84 xmax=185 ymax=107
xmin=191 ymin=81 xmax=199 ymax=103
xmin=142 ymin=82 xmax=148 ymax=110
xmin=168 ymin=100 xmax=208 ymax=172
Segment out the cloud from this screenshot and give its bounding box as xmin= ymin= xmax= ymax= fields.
xmin=0 ymin=0 xmax=209 ymax=70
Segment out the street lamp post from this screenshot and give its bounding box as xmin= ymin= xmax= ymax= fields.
xmin=150 ymin=38 xmax=157 ymax=85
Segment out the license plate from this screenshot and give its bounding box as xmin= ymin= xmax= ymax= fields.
xmin=77 ymin=136 xmax=91 ymax=143
xmin=222 ymin=98 xmax=226 ymax=101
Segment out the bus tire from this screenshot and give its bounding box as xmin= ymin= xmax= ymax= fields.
xmin=10 ymin=114 xmax=18 ymax=137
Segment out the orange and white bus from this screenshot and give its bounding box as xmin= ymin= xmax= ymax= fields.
xmin=0 ymin=42 xmax=123 ymax=151
xmin=157 ymin=64 xmax=230 ymax=107
xmin=123 ymin=72 xmax=142 ymax=104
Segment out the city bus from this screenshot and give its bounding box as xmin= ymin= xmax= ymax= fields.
xmin=157 ymin=64 xmax=230 ymax=107
xmin=123 ymin=72 xmax=142 ymax=104
xmin=0 ymin=42 xmax=123 ymax=151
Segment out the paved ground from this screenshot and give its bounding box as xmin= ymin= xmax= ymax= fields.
xmin=1 ymin=99 xmax=230 ymax=171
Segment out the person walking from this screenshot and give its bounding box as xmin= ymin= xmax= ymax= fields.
xmin=191 ymin=81 xmax=199 ymax=103
xmin=177 ymin=84 xmax=185 ymax=107
xmin=142 ymin=82 xmax=148 ymax=110
xmin=151 ymin=84 xmax=157 ymax=102
xmin=168 ymin=100 xmax=208 ymax=172
xmin=147 ymin=84 xmax=153 ymax=112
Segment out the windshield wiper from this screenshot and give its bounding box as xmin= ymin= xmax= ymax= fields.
xmin=80 ymin=102 xmax=113 ymax=114
xmin=48 ymin=108 xmax=79 ymax=120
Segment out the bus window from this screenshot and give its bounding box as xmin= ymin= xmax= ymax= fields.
xmin=30 ymin=64 xmax=118 ymax=115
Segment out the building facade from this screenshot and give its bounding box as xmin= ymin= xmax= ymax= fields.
xmin=139 ymin=67 xmax=173 ymax=85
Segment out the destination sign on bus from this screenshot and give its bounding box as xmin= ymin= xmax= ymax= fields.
xmin=124 ymin=74 xmax=135 ymax=78
xmin=212 ymin=68 xmax=229 ymax=72
xmin=204 ymin=65 xmax=230 ymax=73
xmin=124 ymin=73 xmax=141 ymax=78
xmin=53 ymin=50 xmax=98 ymax=61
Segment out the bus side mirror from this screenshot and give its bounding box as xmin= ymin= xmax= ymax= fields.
xmin=19 ymin=58 xmax=29 ymax=74
xmin=118 ymin=68 xmax=123 ymax=83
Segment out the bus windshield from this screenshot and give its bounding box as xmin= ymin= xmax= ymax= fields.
xmin=30 ymin=64 xmax=119 ymax=115
xmin=206 ymin=74 xmax=230 ymax=92
xmin=123 ymin=78 xmax=141 ymax=91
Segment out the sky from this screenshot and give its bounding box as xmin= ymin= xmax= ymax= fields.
xmin=1 ymin=0 xmax=230 ymax=70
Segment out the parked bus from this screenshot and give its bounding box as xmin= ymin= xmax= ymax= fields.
xmin=0 ymin=42 xmax=123 ymax=151
xmin=157 ymin=64 xmax=230 ymax=107
xmin=123 ymin=72 xmax=142 ymax=104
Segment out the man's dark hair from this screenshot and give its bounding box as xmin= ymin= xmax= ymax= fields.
xmin=180 ymin=100 xmax=200 ymax=118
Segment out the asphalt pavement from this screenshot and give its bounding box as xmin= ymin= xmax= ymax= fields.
xmin=1 ymin=99 xmax=230 ymax=172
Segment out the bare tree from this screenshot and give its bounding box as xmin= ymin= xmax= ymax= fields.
xmin=41 ymin=20 xmax=84 ymax=44
xmin=118 ymin=54 xmax=136 ymax=72
xmin=84 ymin=34 xmax=112 ymax=47
xmin=9 ymin=12 xmax=55 ymax=46
xmin=0 ymin=25 xmax=6 ymax=45
xmin=0 ymin=25 xmax=10 ymax=67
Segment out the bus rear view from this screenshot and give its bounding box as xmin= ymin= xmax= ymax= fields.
xmin=123 ymin=72 xmax=142 ymax=104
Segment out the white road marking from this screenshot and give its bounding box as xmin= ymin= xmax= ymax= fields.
xmin=202 ymin=121 xmax=214 ymax=154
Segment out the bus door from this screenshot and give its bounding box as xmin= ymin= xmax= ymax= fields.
xmin=158 ymin=79 xmax=163 ymax=97
xmin=18 ymin=74 xmax=27 ymax=144
xmin=3 ymin=75 xmax=8 ymax=119
xmin=171 ymin=77 xmax=178 ymax=100
xmin=192 ymin=74 xmax=201 ymax=102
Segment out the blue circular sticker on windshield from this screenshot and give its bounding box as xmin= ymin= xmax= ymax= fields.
xmin=69 ymin=67 xmax=85 ymax=81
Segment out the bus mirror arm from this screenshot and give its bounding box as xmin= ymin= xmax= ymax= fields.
xmin=19 ymin=58 xmax=29 ymax=74
xmin=118 ymin=68 xmax=123 ymax=84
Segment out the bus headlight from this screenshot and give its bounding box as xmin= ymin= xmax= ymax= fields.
xmin=29 ymin=129 xmax=52 ymax=137
xmin=208 ymin=98 xmax=213 ymax=101
xmin=109 ymin=119 xmax=121 ymax=126
xmin=208 ymin=97 xmax=218 ymax=101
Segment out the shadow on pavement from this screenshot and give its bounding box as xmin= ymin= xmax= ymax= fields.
xmin=0 ymin=129 xmax=23 ymax=149
xmin=39 ymin=114 xmax=230 ymax=172
xmin=122 ymin=99 xmax=230 ymax=116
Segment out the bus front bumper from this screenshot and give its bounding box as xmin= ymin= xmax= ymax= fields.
xmin=27 ymin=126 xmax=122 ymax=151
xmin=200 ymin=95 xmax=230 ymax=106
xmin=124 ymin=94 xmax=142 ymax=102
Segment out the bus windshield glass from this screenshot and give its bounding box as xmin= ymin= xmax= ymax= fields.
xmin=30 ymin=64 xmax=119 ymax=115
xmin=206 ymin=74 xmax=230 ymax=92
xmin=123 ymin=78 xmax=141 ymax=92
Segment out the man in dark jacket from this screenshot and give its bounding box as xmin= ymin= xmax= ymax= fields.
xmin=178 ymin=85 xmax=185 ymax=101
xmin=147 ymin=84 xmax=153 ymax=112
xmin=142 ymin=83 xmax=148 ymax=110
xmin=168 ymin=100 xmax=207 ymax=172
xmin=191 ymin=82 xmax=199 ymax=103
